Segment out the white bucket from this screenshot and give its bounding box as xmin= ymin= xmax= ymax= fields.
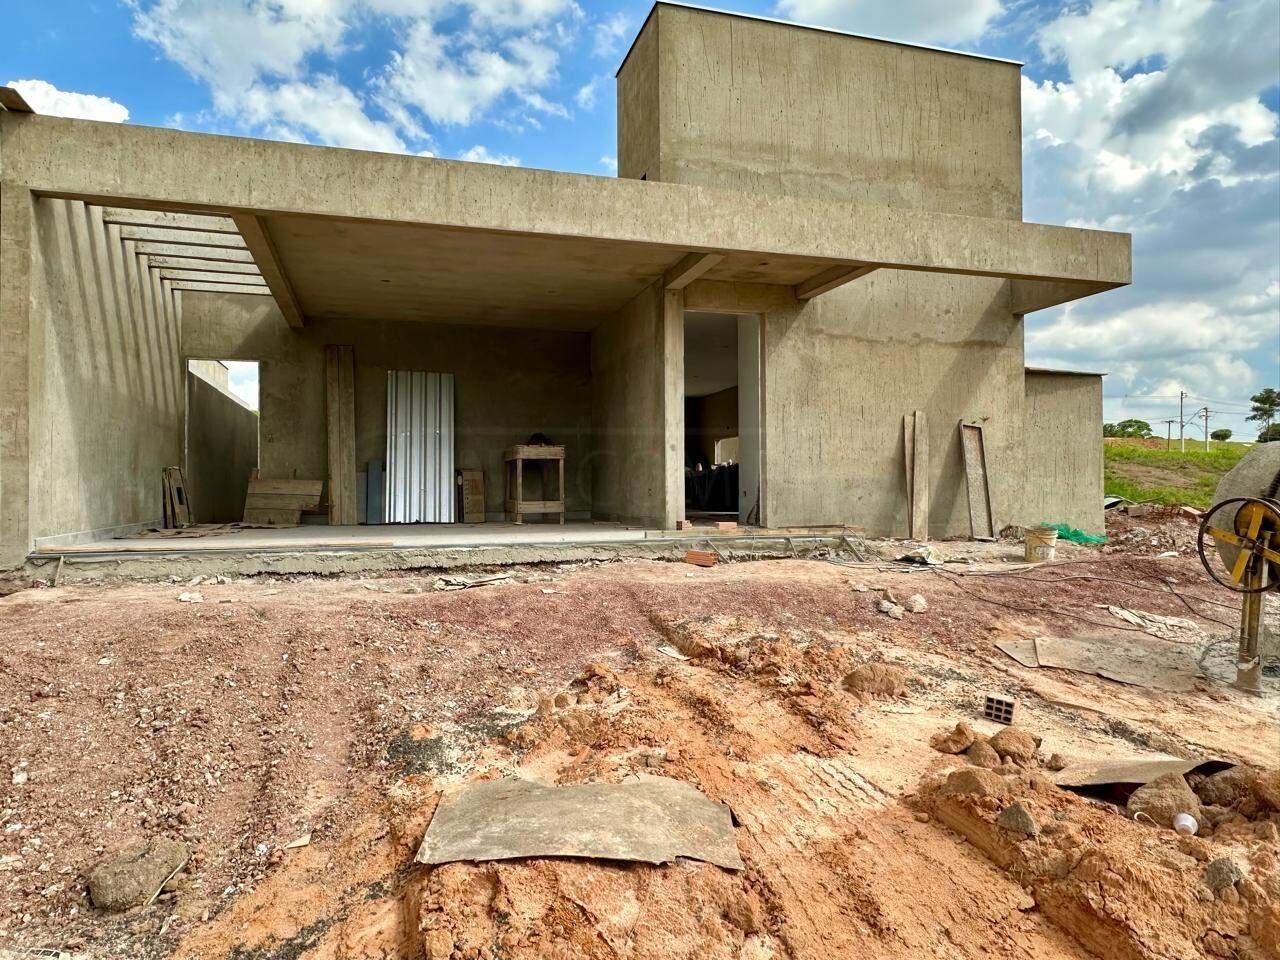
xmin=1025 ymin=525 xmax=1059 ymax=563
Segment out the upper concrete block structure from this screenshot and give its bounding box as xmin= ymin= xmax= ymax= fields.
xmin=0 ymin=2 xmax=1128 ymax=567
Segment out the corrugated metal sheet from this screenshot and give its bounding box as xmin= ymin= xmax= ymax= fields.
xmin=385 ymin=371 xmax=455 ymax=523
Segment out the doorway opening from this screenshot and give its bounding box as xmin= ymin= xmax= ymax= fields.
xmin=185 ymin=360 xmax=260 ymax=524
xmin=683 ymin=312 xmax=761 ymax=526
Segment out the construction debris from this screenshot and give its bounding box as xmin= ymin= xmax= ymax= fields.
xmin=415 ymin=776 xmax=743 ymax=870
xmin=87 ymin=839 xmax=189 ymax=912
xmin=684 ymin=549 xmax=718 ymax=568
xmin=982 ymin=694 xmax=1015 ymax=725
xmin=995 ymin=631 xmax=1211 ymax=692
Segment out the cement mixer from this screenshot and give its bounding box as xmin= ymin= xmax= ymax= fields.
xmin=1196 ymin=442 xmax=1280 ymax=695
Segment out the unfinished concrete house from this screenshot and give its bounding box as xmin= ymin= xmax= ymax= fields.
xmin=0 ymin=3 xmax=1129 ymax=570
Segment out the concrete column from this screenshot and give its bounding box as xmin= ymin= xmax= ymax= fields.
xmin=0 ymin=182 xmax=33 ymax=566
xmin=659 ymin=285 xmax=684 ymax=528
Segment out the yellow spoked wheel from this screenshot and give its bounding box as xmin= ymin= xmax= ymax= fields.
xmin=1197 ymin=496 xmax=1280 ymax=594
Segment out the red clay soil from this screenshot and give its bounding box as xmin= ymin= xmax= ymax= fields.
xmin=0 ymin=518 xmax=1275 ymax=959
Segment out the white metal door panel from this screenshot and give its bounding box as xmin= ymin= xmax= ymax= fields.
xmin=385 ymin=370 xmax=455 ymax=523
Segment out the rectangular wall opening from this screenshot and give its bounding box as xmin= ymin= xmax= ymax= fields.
xmin=185 ymin=360 xmax=260 ymax=524
xmin=683 ymin=312 xmax=761 ymax=526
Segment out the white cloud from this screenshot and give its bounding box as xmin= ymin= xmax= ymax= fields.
xmin=1021 ymin=0 xmax=1280 ymax=429
xmin=6 ymin=79 xmax=129 ymax=122
xmin=224 ymin=360 xmax=259 ymax=411
xmin=592 ymin=11 xmax=632 ymax=59
xmin=599 ymin=155 xmax=617 ymax=174
xmin=773 ymin=0 xmax=1003 ymax=45
xmin=575 ymin=75 xmax=604 ymax=110
xmin=240 ymin=76 xmax=406 ymax=152
xmin=458 ymin=144 xmax=522 ymax=166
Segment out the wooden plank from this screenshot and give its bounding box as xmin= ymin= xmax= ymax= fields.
xmin=903 ymin=413 xmax=915 ymax=533
xmin=502 ymin=500 xmax=563 ymax=513
xmin=245 ymin=493 xmax=323 ymax=511
xmin=504 ymin=444 xmax=565 ymax=461
xmin=233 ymin=214 xmax=306 ymax=329
xmin=99 ymin=207 xmax=238 ymax=234
xmin=169 ymin=281 xmax=273 ymax=296
xmin=325 ymin=345 xmax=358 ymax=525
xmin=960 ymin=421 xmax=995 ymax=540
xmin=0 ymin=87 xmax=35 ymax=113
xmin=148 ymin=256 xmax=261 ymax=275
xmin=134 ymin=242 xmax=256 ymax=263
xmin=248 ymin=479 xmax=324 ymax=496
xmin=118 ymin=225 xmax=247 ymax=248
xmin=159 ymin=269 xmax=266 ymax=285
xmin=663 ymin=252 xmax=724 ymax=290
xmin=242 ymin=507 xmax=301 ymax=526
xmin=909 ymin=411 xmax=929 ymax=540
xmin=794 ymin=264 xmax=878 ymax=300
xmin=164 ymin=467 xmax=192 ymax=528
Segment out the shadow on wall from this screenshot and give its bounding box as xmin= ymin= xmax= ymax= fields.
xmin=31 ymin=198 xmax=183 ymax=540
xmin=186 ymin=368 xmax=259 ymax=523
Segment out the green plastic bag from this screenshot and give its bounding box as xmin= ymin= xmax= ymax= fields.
xmin=1045 ymin=522 xmax=1107 ymax=545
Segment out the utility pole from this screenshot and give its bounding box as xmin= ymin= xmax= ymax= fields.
xmin=1179 ymin=391 xmax=1187 ymax=452
xmin=1203 ymin=407 xmax=1212 ymax=451
xmin=1162 ymin=418 xmax=1176 ymax=451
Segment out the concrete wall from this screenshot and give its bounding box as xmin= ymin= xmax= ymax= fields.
xmin=590 ymin=281 xmax=682 ymax=526
xmin=186 ymin=370 xmax=258 ymax=523
xmin=27 ymin=198 xmax=183 ymax=544
xmin=627 ymin=7 xmax=1033 ymax=537
xmin=619 ymin=5 xmax=1022 ymax=218
xmin=180 ymin=292 xmax=594 ymax=519
xmin=1022 ymin=371 xmax=1104 ymax=535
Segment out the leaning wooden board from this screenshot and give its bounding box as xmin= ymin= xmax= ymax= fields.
xmin=242 ymin=479 xmax=322 ymax=526
xmin=960 ymin=421 xmax=996 ymax=540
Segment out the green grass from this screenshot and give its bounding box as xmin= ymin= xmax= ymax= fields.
xmin=1103 ymin=439 xmax=1253 ymax=508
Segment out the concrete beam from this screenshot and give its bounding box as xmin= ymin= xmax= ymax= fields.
xmin=794 ymin=263 xmax=877 ymax=300
xmin=170 ymin=281 xmax=273 ymax=296
xmin=147 ymin=256 xmax=261 ymax=275
xmin=1010 ymin=279 xmax=1114 ymax=315
xmin=133 ymin=242 xmax=256 ymax=264
xmin=118 ymin=225 xmax=246 ymax=248
xmin=2 ymin=114 xmax=1131 ymax=290
xmin=663 ymin=251 xmax=724 ymax=290
xmin=158 ymin=269 xmax=267 ymax=285
xmin=100 ymin=206 xmax=238 ymax=234
xmin=232 ymin=214 xmax=306 ymax=329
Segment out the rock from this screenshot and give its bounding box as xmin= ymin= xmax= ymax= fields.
xmin=1252 ymin=769 xmax=1280 ymax=812
xmin=905 ymin=594 xmax=928 ymax=613
xmin=877 ymin=599 xmax=905 ymax=620
xmin=1203 ymin=857 xmax=1243 ymax=894
xmin=1127 ymin=773 xmax=1200 ymax=829
xmin=988 ymin=727 xmax=1040 ymax=765
xmin=1194 ymin=766 xmax=1256 ymax=808
xmin=88 ymin=838 xmax=190 ymax=912
xmin=967 ymin=741 xmax=1001 ymax=769
xmin=940 ymin=767 xmax=1010 ymax=800
xmin=929 ymin=722 xmax=975 ymax=755
xmin=553 ymin=692 xmax=575 ymax=709
xmin=842 ymin=663 xmax=909 ymax=698
xmin=998 ymin=801 xmax=1039 ymax=838
xmin=176 ymin=592 xmax=203 ymax=604
xmin=1046 ymin=753 xmax=1068 ymax=772
xmin=850 ymin=581 xmax=870 ymax=593
xmin=914 ymin=812 xmax=931 ymax=823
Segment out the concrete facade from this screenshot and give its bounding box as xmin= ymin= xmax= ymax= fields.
xmin=0 ymin=3 xmax=1130 ymax=566
xmin=185 ymin=366 xmax=258 ymax=524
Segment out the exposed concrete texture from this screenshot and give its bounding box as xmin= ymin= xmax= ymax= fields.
xmin=0 ymin=184 xmax=35 ymax=567
xmin=685 ymin=387 xmax=737 ymax=467
xmin=180 ymin=292 xmax=594 ymax=517
xmin=1021 ymin=370 xmax=1104 ymax=535
xmin=27 ymin=198 xmax=183 ymax=547
xmin=621 ymin=4 xmax=1023 ymax=219
xmin=186 ymin=369 xmax=258 ymax=523
xmin=591 ymin=281 xmax=683 ymax=527
xmin=0 ymin=114 xmax=1129 ymax=292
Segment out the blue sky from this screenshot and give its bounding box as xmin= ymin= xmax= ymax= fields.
xmin=6 ymin=0 xmax=1278 ymax=435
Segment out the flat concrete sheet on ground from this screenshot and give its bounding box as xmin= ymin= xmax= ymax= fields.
xmin=995 ymin=632 xmax=1209 ymax=692
xmin=415 ymin=776 xmax=744 ymax=870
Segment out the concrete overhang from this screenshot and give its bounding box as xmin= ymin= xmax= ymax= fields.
xmin=1 ymin=114 xmax=1131 ymax=329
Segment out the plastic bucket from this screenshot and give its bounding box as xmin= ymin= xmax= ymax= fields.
xmin=1025 ymin=525 xmax=1059 ymax=563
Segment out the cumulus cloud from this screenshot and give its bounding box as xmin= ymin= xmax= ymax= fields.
xmin=1020 ymin=0 xmax=1279 ymax=431
xmin=592 ymin=11 xmax=633 ymax=59
xmin=599 ymin=155 xmax=618 ymax=174
xmin=457 ymin=144 xmax=522 ymax=165
xmin=6 ymin=79 xmax=129 ymax=122
xmin=774 ymin=0 xmax=1004 ymax=45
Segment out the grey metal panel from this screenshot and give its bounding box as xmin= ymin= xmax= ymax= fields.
xmin=385 ymin=371 xmax=454 ymax=523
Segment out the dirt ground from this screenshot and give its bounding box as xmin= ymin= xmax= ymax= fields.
xmin=1 ymin=514 xmax=1277 ymax=959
